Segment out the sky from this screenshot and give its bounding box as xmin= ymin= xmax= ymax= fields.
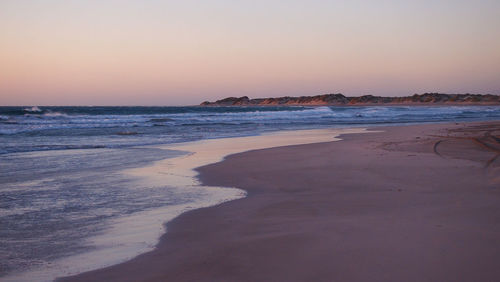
xmin=1 ymin=0 xmax=500 ymax=106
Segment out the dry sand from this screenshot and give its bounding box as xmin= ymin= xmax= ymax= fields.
xmin=61 ymin=121 xmax=500 ymax=282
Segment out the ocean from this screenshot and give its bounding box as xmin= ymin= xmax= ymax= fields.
xmin=1 ymin=105 xmax=500 ymax=280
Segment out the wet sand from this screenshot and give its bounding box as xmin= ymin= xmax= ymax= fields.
xmin=61 ymin=121 xmax=500 ymax=282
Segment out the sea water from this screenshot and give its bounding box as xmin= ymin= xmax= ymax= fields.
xmin=1 ymin=105 xmax=499 ymax=280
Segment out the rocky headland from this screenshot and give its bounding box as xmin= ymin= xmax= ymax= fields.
xmin=201 ymin=93 xmax=500 ymax=106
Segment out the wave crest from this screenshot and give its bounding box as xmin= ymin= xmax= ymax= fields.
xmin=23 ymin=106 xmax=42 ymax=113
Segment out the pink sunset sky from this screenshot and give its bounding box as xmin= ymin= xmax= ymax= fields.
xmin=1 ymin=0 xmax=500 ymax=106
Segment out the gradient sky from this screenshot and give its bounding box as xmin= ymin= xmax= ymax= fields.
xmin=1 ymin=0 xmax=500 ymax=105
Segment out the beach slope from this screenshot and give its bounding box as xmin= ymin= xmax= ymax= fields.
xmin=61 ymin=122 xmax=500 ymax=282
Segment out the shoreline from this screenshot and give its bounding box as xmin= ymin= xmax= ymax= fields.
xmin=5 ymin=121 xmax=481 ymax=281
xmin=60 ymin=121 xmax=500 ymax=281
xmin=11 ymin=128 xmax=359 ymax=282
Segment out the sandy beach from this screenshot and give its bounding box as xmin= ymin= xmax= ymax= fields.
xmin=60 ymin=121 xmax=500 ymax=282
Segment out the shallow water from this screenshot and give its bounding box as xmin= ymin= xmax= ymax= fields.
xmin=0 ymin=148 xmax=186 ymax=277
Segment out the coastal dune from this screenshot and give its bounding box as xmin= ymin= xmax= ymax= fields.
xmin=200 ymin=93 xmax=500 ymax=106
xmin=61 ymin=122 xmax=500 ymax=282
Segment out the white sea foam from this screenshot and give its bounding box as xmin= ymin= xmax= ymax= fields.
xmin=42 ymin=111 xmax=67 ymax=117
xmin=23 ymin=106 xmax=42 ymax=113
xmin=2 ymin=105 xmax=500 ymax=138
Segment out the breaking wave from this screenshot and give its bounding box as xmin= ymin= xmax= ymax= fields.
xmin=0 ymin=105 xmax=499 ymax=153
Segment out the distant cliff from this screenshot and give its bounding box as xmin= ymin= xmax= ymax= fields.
xmin=201 ymin=93 xmax=500 ymax=106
